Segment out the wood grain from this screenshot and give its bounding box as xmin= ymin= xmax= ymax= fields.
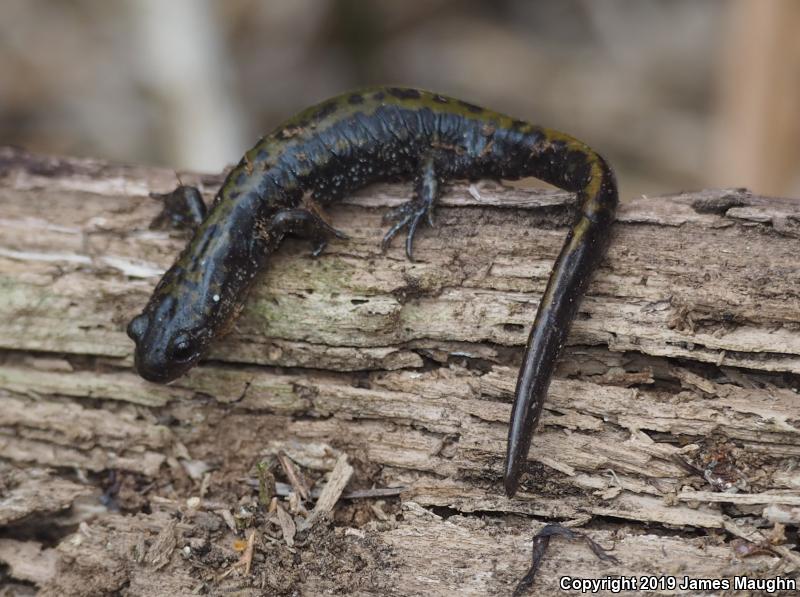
xmin=1 ymin=147 xmax=798 ymax=595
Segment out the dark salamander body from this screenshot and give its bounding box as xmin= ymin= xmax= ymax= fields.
xmin=128 ymin=87 xmax=618 ymax=496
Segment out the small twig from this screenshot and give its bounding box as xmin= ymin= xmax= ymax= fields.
xmin=605 ymin=468 xmax=623 ymax=489
xmin=215 ymin=509 xmax=237 ymax=532
xmin=679 ymin=491 xmax=800 ymax=506
xmin=342 ymin=486 xmax=407 ymax=499
xmin=243 ymin=529 xmax=256 ymax=576
xmin=219 ymin=529 xmax=258 ymax=580
xmin=199 ymin=472 xmax=211 ymax=498
xmin=275 ymin=503 xmax=296 ymax=547
xmin=277 ymin=450 xmax=310 ymax=501
xmin=217 ymin=564 xmax=239 ymax=580
xmin=217 ymin=555 xmax=248 ymax=580
xmin=256 ymin=460 xmax=275 ymax=508
xmin=245 ymin=479 xmax=406 ymax=500
xmin=304 ymin=454 xmax=354 ymax=527
xmin=312 ymin=454 xmax=353 ymax=514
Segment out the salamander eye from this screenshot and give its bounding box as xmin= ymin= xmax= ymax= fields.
xmin=168 ymin=335 xmax=197 ymax=363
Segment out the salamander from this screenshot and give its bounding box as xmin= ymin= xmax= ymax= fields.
xmin=127 ymin=86 xmax=618 ymax=497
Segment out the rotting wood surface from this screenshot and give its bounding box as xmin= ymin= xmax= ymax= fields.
xmin=0 ymin=146 xmax=799 ymax=595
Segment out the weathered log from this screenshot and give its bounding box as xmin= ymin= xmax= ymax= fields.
xmin=0 ymin=146 xmax=798 ymax=595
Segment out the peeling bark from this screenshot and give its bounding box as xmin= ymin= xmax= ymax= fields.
xmin=0 ymin=147 xmax=799 ymax=595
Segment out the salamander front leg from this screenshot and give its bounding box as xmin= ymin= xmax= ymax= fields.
xmin=270 ymin=208 xmax=349 ymax=257
xmin=381 ymin=156 xmax=440 ymax=261
xmin=513 ymin=524 xmax=619 ymax=595
xmin=149 ymin=185 xmax=208 ymax=231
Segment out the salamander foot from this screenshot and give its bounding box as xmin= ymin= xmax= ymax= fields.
xmin=513 ymin=524 xmax=619 ymax=595
xmin=270 ymin=208 xmax=348 ymax=257
xmin=149 ymin=185 xmax=207 ymax=231
xmin=381 ymin=156 xmax=440 ymax=261
xmin=380 ymin=198 xmax=434 ymax=261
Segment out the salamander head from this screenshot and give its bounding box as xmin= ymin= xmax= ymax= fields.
xmin=127 ymin=294 xmax=211 ymax=384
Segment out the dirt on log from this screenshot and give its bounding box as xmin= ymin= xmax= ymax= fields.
xmin=0 ymin=146 xmax=799 ymax=595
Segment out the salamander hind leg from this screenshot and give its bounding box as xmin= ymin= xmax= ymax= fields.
xmin=381 ymin=156 xmax=440 ymax=262
xmin=270 ymin=208 xmax=349 ymax=257
xmin=149 ymin=185 xmax=208 ymax=231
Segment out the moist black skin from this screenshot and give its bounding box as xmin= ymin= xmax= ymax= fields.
xmin=127 ymin=86 xmax=618 ymax=497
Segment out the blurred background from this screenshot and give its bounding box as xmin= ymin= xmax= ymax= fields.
xmin=1 ymin=0 xmax=799 ymax=198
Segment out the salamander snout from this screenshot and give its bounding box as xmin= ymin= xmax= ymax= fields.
xmin=127 ymin=312 xmax=201 ymax=383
